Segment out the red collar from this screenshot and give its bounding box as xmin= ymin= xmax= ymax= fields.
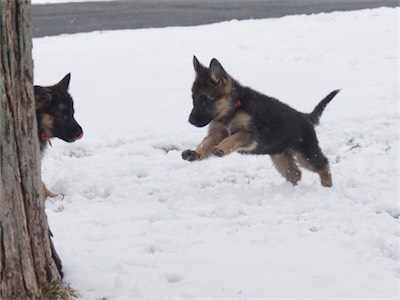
xmin=39 ymin=131 xmax=52 ymax=147
xmin=235 ymin=100 xmax=242 ymax=108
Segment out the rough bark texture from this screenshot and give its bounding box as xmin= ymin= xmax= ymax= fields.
xmin=0 ymin=0 xmax=62 ymax=298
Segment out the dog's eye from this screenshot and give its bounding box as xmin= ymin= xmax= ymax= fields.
xmin=199 ymin=95 xmax=213 ymax=106
xmin=56 ymin=111 xmax=69 ymax=119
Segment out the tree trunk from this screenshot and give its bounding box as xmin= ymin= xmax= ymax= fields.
xmin=0 ymin=0 xmax=62 ymax=298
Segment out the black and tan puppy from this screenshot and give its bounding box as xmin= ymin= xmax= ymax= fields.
xmin=182 ymin=56 xmax=339 ymax=187
xmin=35 ymin=73 xmax=83 ymax=197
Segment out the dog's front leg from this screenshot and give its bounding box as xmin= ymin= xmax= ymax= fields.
xmin=182 ymin=121 xmax=228 ymax=161
xmin=210 ymin=131 xmax=255 ymax=157
xmin=42 ymin=181 xmax=61 ymax=198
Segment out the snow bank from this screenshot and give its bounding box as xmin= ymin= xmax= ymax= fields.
xmin=33 ymin=7 xmax=399 ymax=299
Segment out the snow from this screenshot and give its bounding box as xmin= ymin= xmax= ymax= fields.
xmin=32 ymin=7 xmax=399 ymax=299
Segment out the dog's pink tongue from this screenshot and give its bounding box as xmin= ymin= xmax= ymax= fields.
xmin=75 ymin=132 xmax=84 ymax=140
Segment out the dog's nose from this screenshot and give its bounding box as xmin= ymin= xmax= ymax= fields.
xmin=75 ymin=132 xmax=83 ymax=140
xmin=71 ymin=125 xmax=83 ymax=141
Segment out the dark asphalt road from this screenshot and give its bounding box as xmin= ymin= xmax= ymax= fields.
xmin=32 ymin=0 xmax=399 ymax=37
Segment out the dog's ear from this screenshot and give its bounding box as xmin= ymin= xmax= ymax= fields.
xmin=34 ymin=86 xmax=53 ymax=103
xmin=209 ymin=58 xmax=228 ymax=86
xmin=56 ymin=73 xmax=71 ymax=91
xmin=193 ymin=56 xmax=205 ymax=73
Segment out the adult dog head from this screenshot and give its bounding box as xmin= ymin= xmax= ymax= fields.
xmin=34 ymin=73 xmax=83 ymax=149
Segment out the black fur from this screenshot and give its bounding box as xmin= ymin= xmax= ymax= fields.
xmin=183 ymin=57 xmax=339 ymax=187
xmin=306 ymin=89 xmax=340 ymax=125
xmin=35 ymin=73 xmax=83 ymax=198
xmin=34 ymin=73 xmax=83 ymax=152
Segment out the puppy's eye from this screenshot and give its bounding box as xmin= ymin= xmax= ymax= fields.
xmin=56 ymin=111 xmax=69 ymax=120
xmin=199 ymin=95 xmax=213 ymax=106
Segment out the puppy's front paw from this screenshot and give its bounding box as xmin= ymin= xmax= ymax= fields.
xmin=210 ymin=146 xmax=225 ymax=157
xmin=182 ymin=149 xmax=200 ymax=161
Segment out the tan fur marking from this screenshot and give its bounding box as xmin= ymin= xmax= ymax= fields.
xmin=40 ymin=113 xmax=54 ymax=137
xmin=271 ymin=151 xmax=302 ymax=185
xmin=318 ymin=164 xmax=332 ymax=187
xmin=229 ymin=112 xmax=252 ymax=133
xmin=213 ymin=131 xmax=255 ymax=156
xmin=195 ymin=121 xmax=228 ymax=159
xmin=221 ymin=76 xmax=233 ymax=95
xmin=215 ymin=96 xmax=232 ymax=121
xmin=293 ymin=151 xmax=314 ymax=171
xmin=293 ymin=150 xmax=332 ymax=187
xmin=211 ymin=73 xmax=233 ymax=95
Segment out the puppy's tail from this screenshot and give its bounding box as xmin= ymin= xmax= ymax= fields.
xmin=307 ymin=89 xmax=340 ymax=125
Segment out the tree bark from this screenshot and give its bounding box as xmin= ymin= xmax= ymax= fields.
xmin=0 ymin=0 xmax=62 ymax=298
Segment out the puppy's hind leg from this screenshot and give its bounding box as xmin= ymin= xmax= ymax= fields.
xmin=271 ymin=150 xmax=301 ymax=185
xmin=318 ymin=163 xmax=332 ymax=188
xmin=295 ymin=147 xmax=332 ymax=187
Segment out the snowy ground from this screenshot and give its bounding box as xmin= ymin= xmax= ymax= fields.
xmin=33 ymin=7 xmax=399 ymax=299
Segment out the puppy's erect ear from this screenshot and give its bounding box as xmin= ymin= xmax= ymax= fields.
xmin=209 ymin=58 xmax=228 ymax=85
xmin=56 ymin=73 xmax=71 ymax=91
xmin=193 ymin=56 xmax=205 ymax=73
